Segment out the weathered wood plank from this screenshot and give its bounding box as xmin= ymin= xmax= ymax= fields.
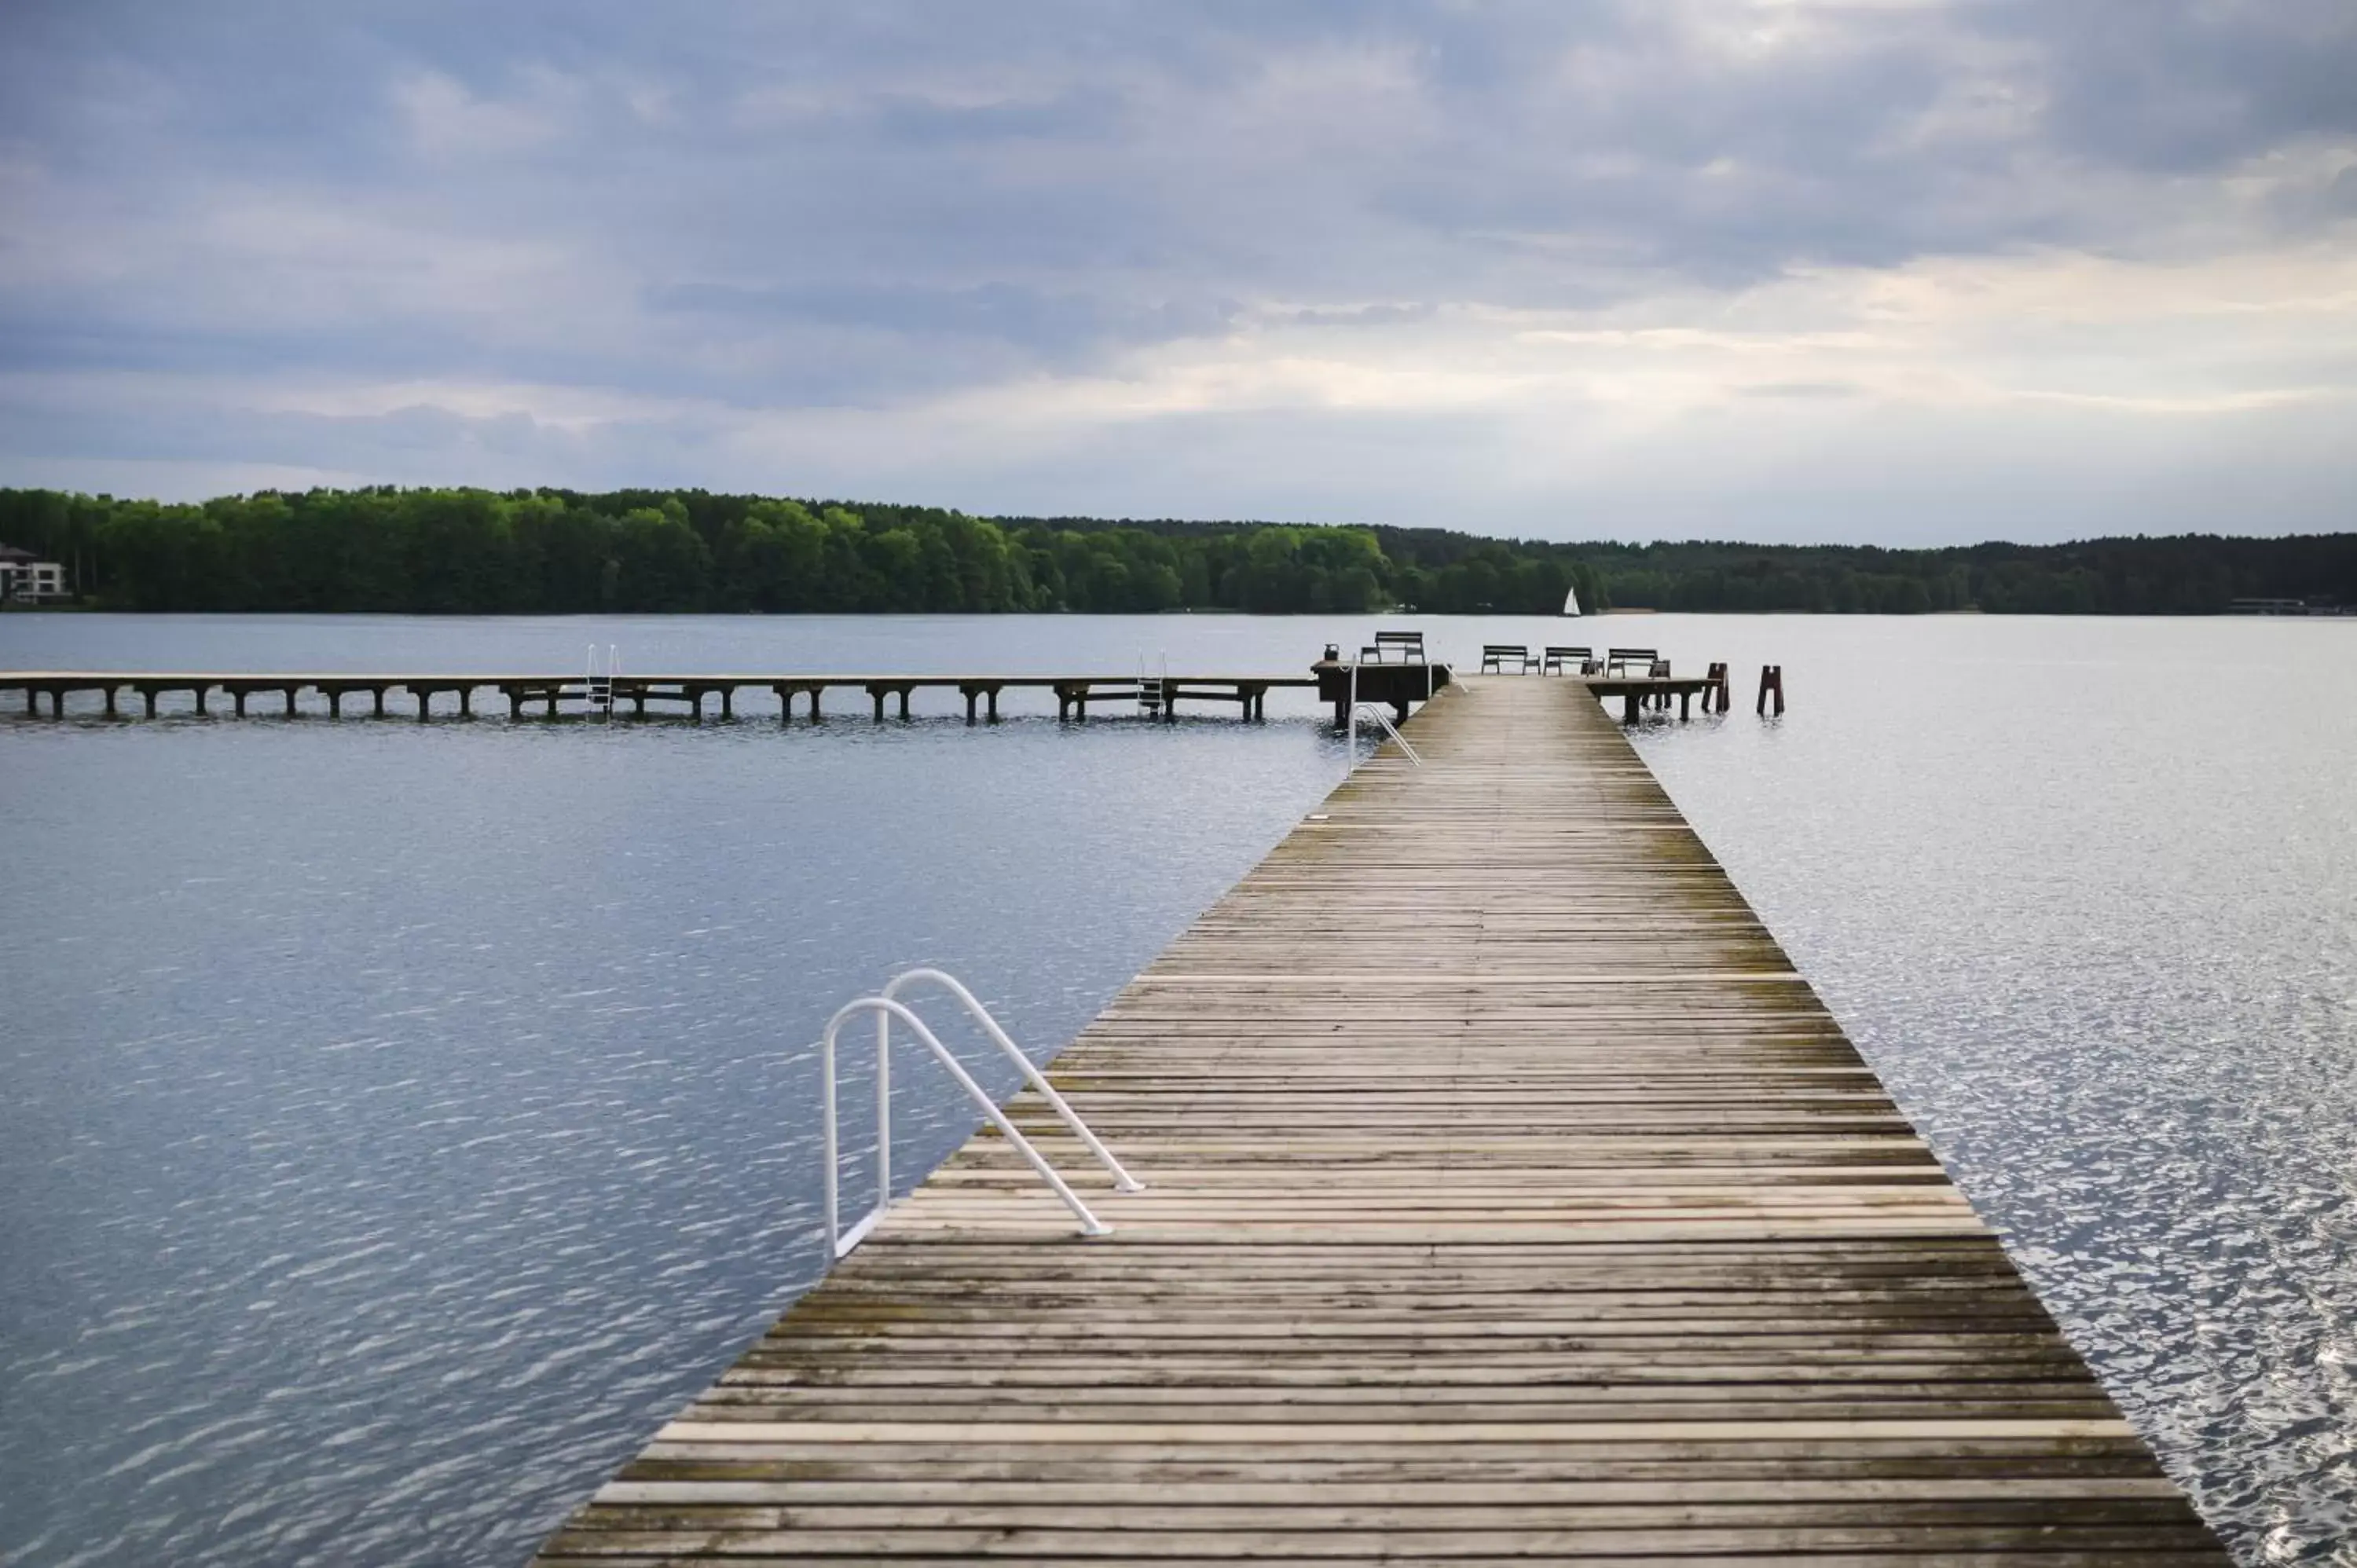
xmin=533 ymin=676 xmax=2224 ymax=1561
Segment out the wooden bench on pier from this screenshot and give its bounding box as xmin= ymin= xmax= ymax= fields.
xmin=1479 ymin=643 xmax=1536 ymax=674
xmin=1605 ymin=646 xmax=1660 ymax=676
xmin=1356 ymin=629 xmax=1428 ymax=664
xmin=1542 ymin=644 xmax=1596 ymax=675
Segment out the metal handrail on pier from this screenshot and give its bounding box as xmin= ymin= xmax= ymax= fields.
xmin=1344 ymin=659 xmax=1431 ymax=768
xmin=819 ymin=969 xmax=1138 ymax=1258
xmin=1348 ymin=702 xmax=1422 ymax=767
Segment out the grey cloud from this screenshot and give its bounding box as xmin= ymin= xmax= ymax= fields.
xmin=1282 ymin=304 xmax=1437 ymax=329
xmin=648 ymin=280 xmax=1238 ymax=360
xmin=1 ymin=1 xmax=2352 ymax=537
xmin=859 ymin=88 xmax=1131 ymax=148
xmin=0 ymin=383 xmax=715 ymax=490
xmin=1996 ymin=0 xmax=2357 ymax=176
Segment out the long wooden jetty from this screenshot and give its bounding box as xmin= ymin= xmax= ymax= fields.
xmin=536 ymin=675 xmax=2224 ymax=1563
xmin=0 ymin=670 xmax=1319 ymax=724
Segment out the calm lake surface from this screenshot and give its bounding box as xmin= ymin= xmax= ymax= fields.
xmin=2 ymin=612 xmax=2352 ymax=1566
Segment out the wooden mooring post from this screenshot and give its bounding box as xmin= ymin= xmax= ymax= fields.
xmin=1758 ymin=663 xmax=1786 ymax=716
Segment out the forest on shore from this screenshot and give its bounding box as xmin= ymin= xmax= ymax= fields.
xmin=2 ymin=485 xmax=2351 ymax=616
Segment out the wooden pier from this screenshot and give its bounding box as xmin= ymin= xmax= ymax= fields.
xmin=0 ymin=671 xmax=1318 ymax=724
xmin=536 ymin=675 xmax=2223 ymax=1563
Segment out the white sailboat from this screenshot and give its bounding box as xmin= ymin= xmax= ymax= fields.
xmin=1560 ymin=583 xmax=1582 ymax=617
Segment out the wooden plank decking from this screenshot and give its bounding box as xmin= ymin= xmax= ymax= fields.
xmin=537 ymin=675 xmax=2225 ymax=1564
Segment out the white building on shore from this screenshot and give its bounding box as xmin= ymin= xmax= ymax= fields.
xmin=0 ymin=544 xmax=69 ymax=603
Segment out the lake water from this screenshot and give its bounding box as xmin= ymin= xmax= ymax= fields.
xmin=2 ymin=612 xmax=2352 ymax=1566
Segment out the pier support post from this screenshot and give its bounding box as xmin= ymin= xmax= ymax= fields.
xmin=331 ymin=691 xmax=345 ymax=719
xmin=416 ymin=689 xmax=431 ymax=722
xmin=233 ymin=690 xmax=247 ymax=718
xmin=1757 ymin=665 xmax=1784 ymax=717
xmin=720 ymin=689 xmax=734 ymax=720
xmin=897 ymin=687 xmax=911 ymax=720
xmin=195 ymin=687 xmax=208 ymax=716
xmin=870 ymin=685 xmax=887 ymax=722
xmin=459 ymin=688 xmax=474 ymax=719
xmin=285 ymin=687 xmax=299 ymax=716
xmin=143 ymin=689 xmax=158 ymax=718
xmin=690 ymin=691 xmax=704 ymax=723
xmin=103 ymin=687 xmax=119 ymax=719
xmin=987 ymin=685 xmax=1001 ymax=724
xmin=1622 ymin=691 xmax=1641 ymax=725
xmin=372 ymin=688 xmax=386 ymax=717
xmin=808 ymin=687 xmax=823 ymax=723
xmin=506 ymin=690 xmax=522 ymax=720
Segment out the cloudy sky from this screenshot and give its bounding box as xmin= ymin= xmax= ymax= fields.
xmin=1 ymin=1 xmax=2352 ymax=543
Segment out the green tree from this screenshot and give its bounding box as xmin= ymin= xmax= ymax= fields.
xmin=613 ymin=506 xmax=712 ymax=611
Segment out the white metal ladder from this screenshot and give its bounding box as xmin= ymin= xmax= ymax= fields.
xmin=1349 ymin=702 xmax=1422 ymax=768
xmin=1343 ymin=659 xmax=1429 ymax=770
xmin=585 ymin=644 xmax=619 ymax=719
xmin=820 ymin=967 xmax=1142 ymax=1258
xmin=1136 ymin=651 xmax=1168 ymax=716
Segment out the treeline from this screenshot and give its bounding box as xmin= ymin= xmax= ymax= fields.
xmin=1 ymin=485 xmax=2351 ymax=615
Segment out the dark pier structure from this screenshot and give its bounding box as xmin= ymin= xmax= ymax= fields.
xmin=2 ymin=639 xmax=1773 ymax=730
xmin=0 ymin=671 xmax=1320 ymax=725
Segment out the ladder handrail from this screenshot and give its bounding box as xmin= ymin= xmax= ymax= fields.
xmin=881 ymin=967 xmax=1142 ymax=1193
xmin=585 ymin=643 xmax=619 ymax=717
xmin=819 ymin=992 xmax=1121 ymax=1258
xmin=1136 ymin=650 xmax=1168 ymax=714
xmin=1351 ymin=702 xmax=1422 ymax=764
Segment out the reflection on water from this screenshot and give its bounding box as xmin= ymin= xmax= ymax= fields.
xmin=1630 ymin=616 xmax=2357 ymax=1565
xmin=2 ymin=612 xmax=2352 ymax=1566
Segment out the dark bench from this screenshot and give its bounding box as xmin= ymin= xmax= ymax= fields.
xmin=1480 ymin=644 xmax=1536 ymax=674
xmin=1358 ymin=629 xmax=1428 ymax=664
xmin=1543 ymin=645 xmax=1596 ymax=676
xmin=1605 ymin=647 xmax=1660 ymax=676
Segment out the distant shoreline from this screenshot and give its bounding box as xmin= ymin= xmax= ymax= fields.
xmin=3 ymin=484 xmax=2351 ymax=618
xmin=7 ymin=604 xmax=2352 ymax=620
